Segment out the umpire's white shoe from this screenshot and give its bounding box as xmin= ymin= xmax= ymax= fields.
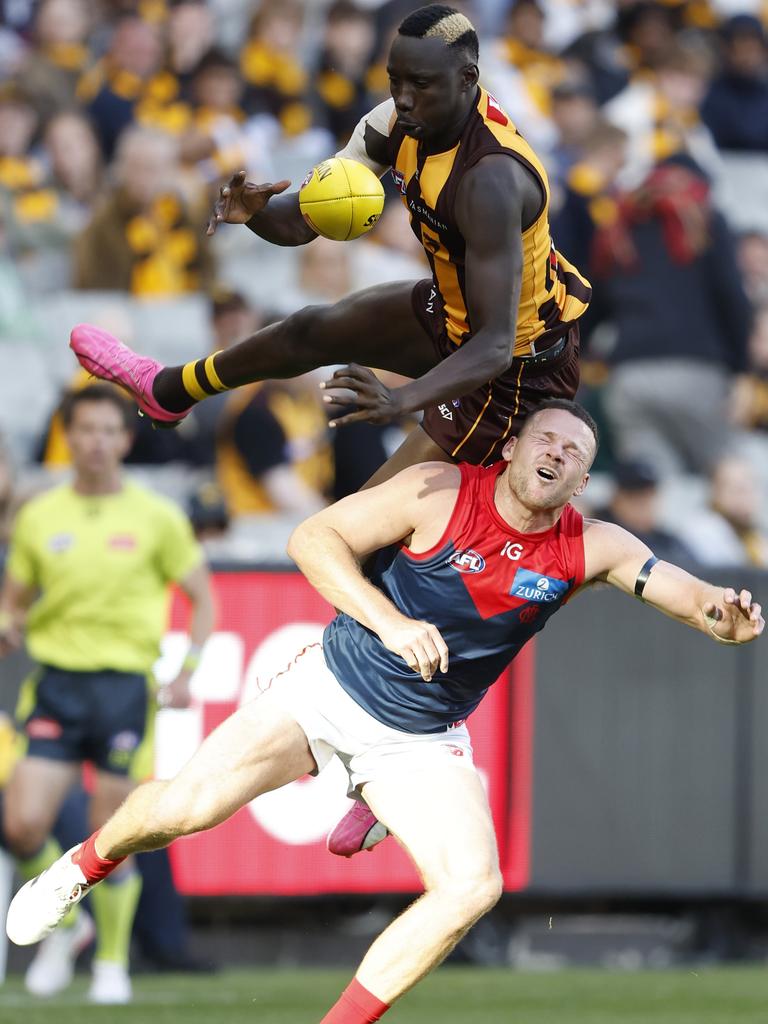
xmin=24 ymin=910 xmax=95 ymax=997
xmin=89 ymin=960 xmax=132 ymax=1004
xmin=6 ymin=843 xmax=90 ymax=946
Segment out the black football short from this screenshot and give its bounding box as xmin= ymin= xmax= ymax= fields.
xmin=411 ymin=278 xmax=581 ymax=466
xmin=16 ymin=665 xmax=154 ymax=779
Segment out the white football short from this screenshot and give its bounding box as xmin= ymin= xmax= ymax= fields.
xmin=268 ymin=643 xmax=477 ymax=793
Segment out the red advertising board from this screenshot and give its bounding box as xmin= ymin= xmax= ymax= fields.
xmin=159 ymin=571 xmax=533 ymax=895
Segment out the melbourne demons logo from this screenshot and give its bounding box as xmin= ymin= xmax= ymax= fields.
xmin=391 ymin=169 xmax=407 ymax=195
xmin=448 ymin=549 xmax=486 ymax=574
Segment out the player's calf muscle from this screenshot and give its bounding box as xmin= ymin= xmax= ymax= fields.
xmin=137 ymin=778 xmax=226 ymax=844
xmin=102 ymin=768 xmax=260 ymax=859
xmin=97 ymin=780 xmax=179 ymax=858
xmin=357 ymin=873 xmax=502 ymax=1002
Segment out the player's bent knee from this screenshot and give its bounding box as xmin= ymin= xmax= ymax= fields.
xmin=3 ymin=814 xmax=50 ymax=859
xmin=435 ymin=870 xmax=503 ymax=926
xmin=279 ymin=304 xmax=332 ymax=363
xmin=283 ymin=303 xmax=325 ymax=339
xmin=474 ymin=871 xmax=504 ymax=914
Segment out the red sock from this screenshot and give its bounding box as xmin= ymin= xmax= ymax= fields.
xmin=71 ymin=830 xmax=125 ymax=884
xmin=319 ymin=978 xmax=390 ymax=1023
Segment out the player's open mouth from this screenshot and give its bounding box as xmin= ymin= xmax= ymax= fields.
xmin=536 ymin=467 xmax=557 ymax=481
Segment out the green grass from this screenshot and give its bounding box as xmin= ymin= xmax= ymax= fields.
xmin=1 ymin=966 xmax=768 ymax=1024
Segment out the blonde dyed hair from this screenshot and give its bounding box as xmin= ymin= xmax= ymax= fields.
xmin=423 ymin=11 xmax=476 ymax=46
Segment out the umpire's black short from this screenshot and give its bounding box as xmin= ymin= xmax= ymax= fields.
xmin=16 ymin=665 xmax=155 ymax=779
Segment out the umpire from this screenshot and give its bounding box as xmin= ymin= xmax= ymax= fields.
xmin=0 ymin=384 xmax=214 ymax=1002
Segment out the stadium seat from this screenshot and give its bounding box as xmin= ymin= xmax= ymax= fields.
xmin=718 ymin=154 xmax=768 ymax=234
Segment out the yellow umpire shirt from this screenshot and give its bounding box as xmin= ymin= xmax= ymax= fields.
xmin=6 ymin=481 xmax=203 ymax=674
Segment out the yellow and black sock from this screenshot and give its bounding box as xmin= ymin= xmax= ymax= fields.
xmin=153 ymin=351 xmax=229 ymax=412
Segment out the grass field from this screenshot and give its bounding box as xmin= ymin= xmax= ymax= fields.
xmin=1 ymin=966 xmax=768 ymax=1024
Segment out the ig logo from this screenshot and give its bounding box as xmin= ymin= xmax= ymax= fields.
xmin=500 ymin=541 xmax=523 ymax=561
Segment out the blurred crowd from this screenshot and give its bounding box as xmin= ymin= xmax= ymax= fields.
xmin=0 ymin=0 xmax=767 ymax=567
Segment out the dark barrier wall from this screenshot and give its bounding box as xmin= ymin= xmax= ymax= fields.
xmin=529 ymin=571 xmax=766 ymax=897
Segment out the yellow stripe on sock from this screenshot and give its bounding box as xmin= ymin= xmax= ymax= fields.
xmin=182 ymin=361 xmax=208 ymax=402
xmin=204 ymin=352 xmax=228 ymax=392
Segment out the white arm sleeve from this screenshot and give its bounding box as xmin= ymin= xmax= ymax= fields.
xmin=335 ymin=98 xmax=396 ymax=178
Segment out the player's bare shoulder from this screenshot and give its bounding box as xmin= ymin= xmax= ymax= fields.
xmin=399 ymin=461 xmax=462 ymax=552
xmin=393 ymin=460 xmax=462 ymax=505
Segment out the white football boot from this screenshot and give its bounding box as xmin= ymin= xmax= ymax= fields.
xmin=24 ymin=909 xmax=95 ymax=996
xmin=6 ymin=843 xmax=91 ymax=946
xmin=89 ymin=960 xmax=132 ymax=1004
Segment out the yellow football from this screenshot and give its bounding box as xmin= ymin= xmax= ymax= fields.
xmin=299 ymin=157 xmax=384 ymax=241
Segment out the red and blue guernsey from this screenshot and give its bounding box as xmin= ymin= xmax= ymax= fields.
xmin=323 ymin=462 xmax=585 ymax=734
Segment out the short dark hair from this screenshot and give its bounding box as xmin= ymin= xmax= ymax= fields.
xmin=398 ymin=5 xmax=479 ymax=62
xmin=210 ymin=284 xmax=249 ymax=320
xmin=60 ymin=384 xmax=134 ymax=430
xmin=193 ymin=48 xmax=238 ymax=77
xmin=521 ymin=398 xmax=600 ymax=451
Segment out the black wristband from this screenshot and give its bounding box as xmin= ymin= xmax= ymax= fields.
xmin=634 ymin=555 xmax=659 ymax=600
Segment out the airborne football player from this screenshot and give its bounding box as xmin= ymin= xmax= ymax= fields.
xmin=70 ymin=4 xmax=590 ymax=484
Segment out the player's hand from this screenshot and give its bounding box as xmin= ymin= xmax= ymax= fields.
xmin=320 ymin=364 xmax=404 ymax=427
xmin=158 ymin=672 xmax=193 ymax=709
xmin=703 ymin=588 xmax=764 ymax=644
xmin=206 ymin=171 xmax=291 ymax=235
xmin=0 ymin=617 xmax=23 ymax=658
xmin=376 ymin=614 xmax=449 ymax=682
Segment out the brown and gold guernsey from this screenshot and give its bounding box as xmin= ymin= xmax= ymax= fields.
xmin=386 ymin=87 xmax=591 ymax=357
xmin=217 ymin=384 xmax=333 ymax=515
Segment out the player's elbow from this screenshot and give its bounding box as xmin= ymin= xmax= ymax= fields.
xmin=290 ymin=222 xmax=319 ymax=247
xmin=286 ymin=521 xmax=311 ymax=566
xmin=286 ymin=516 xmax=324 ymax=566
xmin=485 ymin=337 xmax=514 ymax=377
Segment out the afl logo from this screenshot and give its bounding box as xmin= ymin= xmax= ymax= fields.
xmin=448 ymin=549 xmax=486 ymax=574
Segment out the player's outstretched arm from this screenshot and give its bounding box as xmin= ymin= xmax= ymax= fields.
xmin=206 ymin=171 xmax=317 ymax=246
xmin=583 ymin=520 xmax=764 ymax=645
xmin=207 ymin=103 xmax=393 ymax=247
xmin=287 ymin=463 xmax=458 ymax=680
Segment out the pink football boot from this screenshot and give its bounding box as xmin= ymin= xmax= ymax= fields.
xmin=69 ymin=324 xmax=191 ymax=427
xmin=326 ymin=802 xmax=389 ymax=858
